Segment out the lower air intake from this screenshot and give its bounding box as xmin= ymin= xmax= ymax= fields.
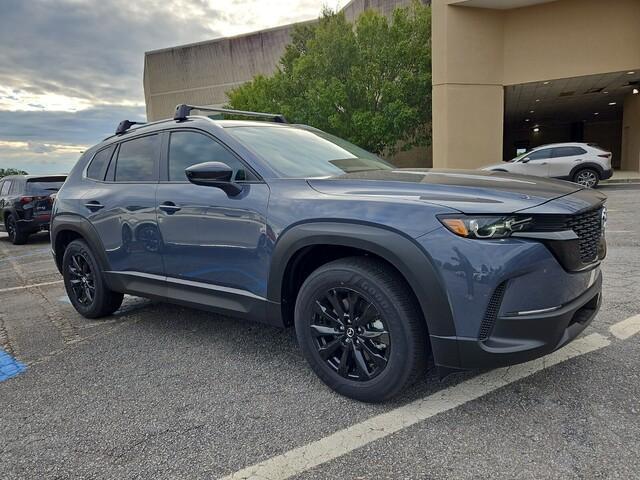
xmin=479 ymin=282 xmax=507 ymax=341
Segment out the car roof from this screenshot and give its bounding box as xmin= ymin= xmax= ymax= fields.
xmin=533 ymin=142 xmax=592 ymax=149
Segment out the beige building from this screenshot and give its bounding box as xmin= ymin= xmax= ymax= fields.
xmin=433 ymin=0 xmax=640 ymax=173
xmin=144 ymin=0 xmax=640 ymax=173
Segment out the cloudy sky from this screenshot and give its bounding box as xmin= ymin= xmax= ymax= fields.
xmin=0 ymin=0 xmax=336 ymax=174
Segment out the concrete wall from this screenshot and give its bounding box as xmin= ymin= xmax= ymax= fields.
xmin=622 ymin=93 xmax=640 ymax=172
xmin=432 ymin=0 xmax=640 ymax=170
xmin=144 ymin=0 xmax=421 ymax=122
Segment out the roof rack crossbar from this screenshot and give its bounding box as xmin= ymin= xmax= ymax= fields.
xmin=115 ymin=120 xmax=146 ymax=135
xmin=174 ymin=104 xmax=288 ymax=123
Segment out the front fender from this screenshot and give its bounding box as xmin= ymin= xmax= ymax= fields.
xmin=267 ymin=221 xmax=458 ymax=362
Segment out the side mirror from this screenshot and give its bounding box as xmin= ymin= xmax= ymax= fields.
xmin=521 ymin=158 xmax=530 ymax=164
xmin=185 ymin=162 xmax=243 ymax=196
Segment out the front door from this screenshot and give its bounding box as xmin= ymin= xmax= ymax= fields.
xmin=512 ymin=147 xmax=552 ymax=177
xmin=156 ymin=129 xmax=270 ymax=299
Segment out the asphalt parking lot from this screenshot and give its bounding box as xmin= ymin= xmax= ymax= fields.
xmin=1 ymin=185 xmax=639 ymax=480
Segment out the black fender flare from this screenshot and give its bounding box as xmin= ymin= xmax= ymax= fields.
xmin=569 ymin=162 xmax=604 ymax=180
xmin=50 ymin=214 xmax=112 ymax=276
xmin=267 ymin=221 xmax=457 ymax=341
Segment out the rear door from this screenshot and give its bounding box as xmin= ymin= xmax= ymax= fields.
xmin=156 ymin=129 xmax=270 ymax=298
xmin=83 ymin=134 xmax=163 ymax=275
xmin=548 ymin=146 xmax=587 ymax=178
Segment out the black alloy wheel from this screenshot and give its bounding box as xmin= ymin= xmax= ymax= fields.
xmin=311 ymin=287 xmax=390 ymax=381
xmin=295 ymin=257 xmax=428 ymax=403
xmin=67 ymin=253 xmax=96 ymax=306
xmin=62 ymin=239 xmax=123 ymax=318
xmin=6 ymin=215 xmax=27 ymax=245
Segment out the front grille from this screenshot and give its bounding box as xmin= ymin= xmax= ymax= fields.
xmin=530 ymin=206 xmax=603 ymax=264
xmin=567 ymin=208 xmax=603 ymax=262
xmin=479 ymin=282 xmax=506 ymax=341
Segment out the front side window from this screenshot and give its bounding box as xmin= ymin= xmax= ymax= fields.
xmin=114 ymin=135 xmax=158 ymax=182
xmin=526 ymin=149 xmax=552 ymax=161
xmin=224 ymin=125 xmax=392 ymax=178
xmin=168 ymin=131 xmax=251 ymax=181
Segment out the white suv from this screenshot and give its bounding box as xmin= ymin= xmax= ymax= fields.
xmin=482 ymin=142 xmax=613 ymax=188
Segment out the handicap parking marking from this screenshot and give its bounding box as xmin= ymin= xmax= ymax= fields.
xmin=0 ymin=348 xmax=26 ymax=382
xmin=220 ymin=312 xmax=640 ymax=480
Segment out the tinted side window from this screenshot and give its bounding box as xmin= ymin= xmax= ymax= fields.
xmin=115 ymin=135 xmax=158 ymax=182
xmin=168 ymin=131 xmax=251 ymax=182
xmin=527 ymin=149 xmax=552 ymax=161
xmin=1 ymin=181 xmax=12 ymax=196
xmin=87 ymin=145 xmax=115 ymax=180
xmin=552 ymin=147 xmax=586 ymax=158
xmin=9 ymin=180 xmax=22 ymax=194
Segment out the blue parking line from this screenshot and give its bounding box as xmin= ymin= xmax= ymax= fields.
xmin=0 ymin=349 xmax=26 ymax=382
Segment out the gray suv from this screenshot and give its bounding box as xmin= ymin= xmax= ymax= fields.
xmin=51 ymin=105 xmax=607 ymax=402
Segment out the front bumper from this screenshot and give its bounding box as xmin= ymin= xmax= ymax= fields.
xmin=430 ymin=272 xmax=601 ymax=369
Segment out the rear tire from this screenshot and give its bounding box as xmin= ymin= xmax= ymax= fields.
xmin=62 ymin=239 xmax=123 ymax=318
xmin=294 ymin=257 xmax=428 ymax=403
xmin=6 ymin=215 xmax=28 ymax=245
xmin=573 ymin=168 xmax=599 ymax=188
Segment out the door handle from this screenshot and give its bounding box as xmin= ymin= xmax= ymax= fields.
xmin=540 ymin=162 xmax=547 ymax=166
xmin=159 ymin=201 xmax=181 ymax=214
xmin=84 ymin=201 xmax=104 ymax=211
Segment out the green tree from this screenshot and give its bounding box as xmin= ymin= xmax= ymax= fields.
xmin=0 ymin=168 xmax=28 ymax=178
xmin=227 ymin=1 xmax=431 ymax=156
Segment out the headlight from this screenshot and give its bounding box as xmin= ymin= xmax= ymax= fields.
xmin=438 ymin=215 xmax=532 ymax=239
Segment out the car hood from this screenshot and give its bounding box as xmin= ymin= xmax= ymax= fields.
xmin=307 ymin=169 xmax=584 ymax=214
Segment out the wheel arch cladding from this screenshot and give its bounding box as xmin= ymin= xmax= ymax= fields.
xmin=51 ymin=215 xmax=111 ymax=275
xmin=268 ymin=222 xmax=457 ymax=340
xmin=570 ymin=162 xmax=604 ymax=179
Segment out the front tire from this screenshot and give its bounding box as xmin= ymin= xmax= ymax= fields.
xmin=62 ymin=239 xmax=123 ymax=318
xmin=295 ymin=257 xmax=428 ymax=402
xmin=573 ymin=168 xmax=599 ymax=188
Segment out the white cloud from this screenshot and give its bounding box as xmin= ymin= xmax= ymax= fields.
xmin=0 ymin=1 xmax=334 ymax=173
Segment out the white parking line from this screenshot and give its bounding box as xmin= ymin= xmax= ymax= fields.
xmin=220 ymin=332 xmax=611 ymax=480
xmin=0 ymin=280 xmax=63 ymax=294
xmin=609 ymin=314 xmax=640 ymax=340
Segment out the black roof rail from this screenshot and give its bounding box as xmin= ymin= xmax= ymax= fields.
xmin=115 ymin=120 xmax=146 ymax=135
xmin=174 ymin=104 xmax=288 ymax=123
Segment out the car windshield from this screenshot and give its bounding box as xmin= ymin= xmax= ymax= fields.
xmin=510 ymin=152 xmax=528 ymax=162
xmin=225 ymin=125 xmax=393 ymax=178
xmin=26 ymin=179 xmax=65 ymax=195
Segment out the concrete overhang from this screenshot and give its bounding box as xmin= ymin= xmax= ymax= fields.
xmin=448 ymin=0 xmax=558 ymax=9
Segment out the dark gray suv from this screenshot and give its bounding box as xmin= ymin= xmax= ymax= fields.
xmin=51 ymin=105 xmax=607 ymax=402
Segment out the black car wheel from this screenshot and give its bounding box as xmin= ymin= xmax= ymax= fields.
xmin=573 ymin=168 xmax=599 ymax=188
xmin=63 ymin=239 xmax=123 ymax=318
xmin=6 ymin=215 xmax=28 ymax=245
xmin=295 ymin=257 xmax=428 ymax=402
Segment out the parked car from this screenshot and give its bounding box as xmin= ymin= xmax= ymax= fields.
xmin=482 ymin=142 xmax=613 ymax=188
xmin=0 ymin=174 xmax=66 ymax=244
xmin=51 ymin=106 xmax=607 ymax=402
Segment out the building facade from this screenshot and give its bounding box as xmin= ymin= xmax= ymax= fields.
xmin=433 ymin=0 xmax=640 ymax=173
xmin=144 ymin=0 xmax=640 ymax=173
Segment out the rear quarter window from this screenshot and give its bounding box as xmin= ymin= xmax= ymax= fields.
xmin=87 ymin=145 xmax=115 ymax=180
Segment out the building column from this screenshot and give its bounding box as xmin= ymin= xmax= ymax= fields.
xmin=432 ymin=83 xmax=504 ymax=169
xmin=622 ymin=93 xmax=640 ymax=172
